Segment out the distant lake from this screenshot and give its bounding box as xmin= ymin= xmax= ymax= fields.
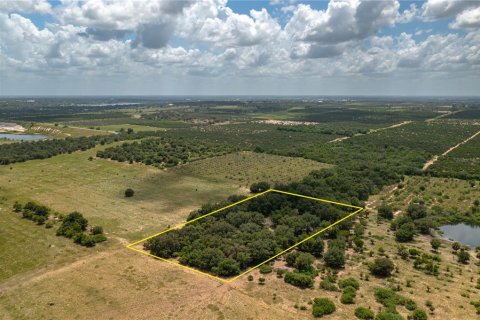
xmin=439 ymin=223 xmax=480 ymax=247
xmin=0 ymin=133 xmax=48 ymax=141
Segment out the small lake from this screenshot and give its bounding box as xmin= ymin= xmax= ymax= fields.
xmin=0 ymin=133 xmax=48 ymax=141
xmin=439 ymin=223 xmax=480 ymax=247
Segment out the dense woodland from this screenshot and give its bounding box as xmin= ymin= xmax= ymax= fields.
xmin=145 ymin=191 xmax=352 ymax=276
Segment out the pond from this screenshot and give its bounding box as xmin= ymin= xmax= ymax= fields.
xmin=439 ymin=223 xmax=480 ymax=247
xmin=0 ymin=133 xmax=48 ymax=141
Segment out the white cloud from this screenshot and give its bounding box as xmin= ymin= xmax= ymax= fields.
xmin=422 ymin=0 xmax=480 ymax=20
xmin=0 ymin=0 xmax=52 ymax=14
xmin=450 ymin=6 xmax=480 ymax=29
xmin=397 ymin=3 xmax=418 ymax=23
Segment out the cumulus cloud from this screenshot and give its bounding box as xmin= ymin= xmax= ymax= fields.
xmin=285 ymin=1 xmax=399 ymax=44
xmin=450 ymin=6 xmax=480 ymax=29
xmin=0 ymin=0 xmax=479 ymax=92
xmin=421 ymin=0 xmax=480 ymax=20
xmin=0 ymin=0 xmax=52 ymax=14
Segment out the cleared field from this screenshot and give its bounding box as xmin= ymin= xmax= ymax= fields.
xmin=175 ymin=151 xmax=332 ymax=187
xmin=0 ymin=144 xmax=239 ymax=242
xmin=27 ymin=123 xmax=111 ymax=138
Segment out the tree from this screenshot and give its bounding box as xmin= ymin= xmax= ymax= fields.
xmin=378 ymin=203 xmax=394 ymax=220
xmin=339 ymin=277 xmax=360 ymax=290
xmin=324 ymin=246 xmax=345 ymax=269
xmin=125 ymin=188 xmax=135 ymax=197
xmin=430 ymin=238 xmax=441 ymax=251
xmin=312 ymin=298 xmax=336 ymax=317
xmin=458 ymin=249 xmax=470 ymax=264
xmin=294 ymin=252 xmax=315 ymax=272
xmin=406 ymin=203 xmax=427 ymax=220
xmin=213 ymin=258 xmax=240 ymax=276
xmin=370 ymin=257 xmax=394 ymax=277
xmin=250 ymin=181 xmax=270 ymax=193
xmin=395 ymin=222 xmax=416 ymax=242
xmin=299 ymin=237 xmax=324 ymax=257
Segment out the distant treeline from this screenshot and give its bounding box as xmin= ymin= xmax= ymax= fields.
xmin=0 ymin=130 xmax=164 ymax=165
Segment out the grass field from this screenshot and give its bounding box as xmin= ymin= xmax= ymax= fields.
xmin=1 ymin=178 xmax=479 ymax=320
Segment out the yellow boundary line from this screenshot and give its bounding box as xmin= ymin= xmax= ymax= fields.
xmin=126 ymin=189 xmax=363 ymax=283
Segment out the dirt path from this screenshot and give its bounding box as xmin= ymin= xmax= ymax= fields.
xmin=328 ymin=120 xmax=412 ymax=143
xmin=425 ymin=110 xmax=460 ymax=122
xmin=422 ymin=129 xmax=480 ymax=171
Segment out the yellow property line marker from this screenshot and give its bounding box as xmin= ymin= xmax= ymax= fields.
xmin=126 ymin=189 xmax=364 ymax=283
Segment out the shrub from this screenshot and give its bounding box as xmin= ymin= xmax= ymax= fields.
xmin=395 ymin=223 xmax=416 ymax=242
xmin=286 ymin=251 xmax=300 ymax=267
xmin=324 ymin=246 xmax=345 ymax=269
xmin=411 ymin=309 xmax=428 ymax=320
xmin=259 ymin=264 xmax=273 ymax=274
xmin=299 ymin=237 xmax=324 ymax=257
xmin=430 ymin=238 xmax=441 ymax=251
xmin=339 ymin=277 xmax=360 ymax=290
xmin=92 ymin=234 xmax=107 ymax=243
xmin=355 ymin=307 xmax=374 ymax=320
xmin=340 ymin=286 xmax=356 ymax=304
xmin=214 ymin=258 xmax=240 ymax=276
xmin=312 ymin=298 xmax=336 ymax=317
xmin=374 ymin=311 xmax=404 ymax=320
xmin=284 ymin=272 xmax=314 ymax=289
xmin=458 ymin=249 xmax=470 ymax=264
xmin=378 ymin=203 xmax=394 ymax=220
xmin=13 ymin=201 xmax=22 ymax=212
xmin=45 ymin=221 xmax=54 ymax=229
xmin=91 ymin=226 xmax=103 ymax=235
xmin=294 ymin=252 xmax=315 ymax=272
xmin=124 ymin=188 xmax=135 ymax=197
xmin=403 ymin=298 xmax=417 ymax=311
xmin=250 ymin=181 xmax=270 ymax=193
xmin=319 ymin=279 xmax=338 ymax=291
xmin=406 ymin=203 xmax=427 ymax=220
xmin=370 ymin=257 xmax=394 ymax=277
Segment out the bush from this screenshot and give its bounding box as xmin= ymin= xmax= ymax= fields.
xmin=294 ymin=252 xmax=315 ymax=272
xmin=299 ymin=237 xmax=324 ymax=257
xmin=339 ymin=277 xmax=360 ymax=290
xmin=355 ymin=307 xmax=375 ymax=320
xmin=378 ymin=203 xmax=394 ymax=219
xmin=259 ymin=264 xmax=273 ymax=274
xmin=458 ymin=249 xmax=470 ymax=264
xmin=370 ymin=257 xmax=394 ymax=277
xmin=395 ymin=223 xmax=416 ymax=242
xmin=284 ymin=272 xmax=314 ymax=289
xmin=312 ymin=298 xmax=336 ymax=317
xmin=340 ymin=286 xmax=356 ymax=304
xmin=411 ymin=309 xmax=428 ymax=320
xmin=92 ymin=234 xmax=107 ymax=243
xmin=124 ymin=188 xmax=135 ymax=197
xmin=430 ymin=238 xmax=441 ymax=251
xmin=249 ymin=181 xmax=270 ymax=193
xmin=406 ymin=203 xmax=427 ymax=220
xmin=374 ymin=311 xmax=404 ymax=320
xmin=319 ymin=279 xmax=338 ymax=291
xmin=324 ymin=246 xmax=345 ymax=269
xmin=91 ymin=226 xmax=103 ymax=235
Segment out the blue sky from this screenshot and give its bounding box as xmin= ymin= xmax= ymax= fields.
xmin=0 ymin=0 xmax=479 ymax=96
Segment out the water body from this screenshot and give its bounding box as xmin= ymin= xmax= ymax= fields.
xmin=439 ymin=223 xmax=480 ymax=247
xmin=0 ymin=133 xmax=48 ymax=141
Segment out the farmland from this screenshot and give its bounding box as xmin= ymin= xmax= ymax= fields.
xmin=0 ymin=97 xmax=480 ymax=320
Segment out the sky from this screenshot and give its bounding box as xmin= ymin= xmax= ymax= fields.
xmin=0 ymin=0 xmax=479 ymax=96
